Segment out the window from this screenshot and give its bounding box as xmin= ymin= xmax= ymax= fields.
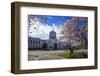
xmin=38 ymin=41 xmax=40 ymax=44
xmin=33 ymin=40 xmax=35 ymax=44
xmin=36 ymin=40 xmax=37 ymax=44
xmin=31 ymin=40 xmax=32 ymax=44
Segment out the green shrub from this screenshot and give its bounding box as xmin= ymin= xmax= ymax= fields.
xmin=71 ymin=51 xmax=88 ymax=58
xmin=58 ymin=51 xmax=88 ymax=59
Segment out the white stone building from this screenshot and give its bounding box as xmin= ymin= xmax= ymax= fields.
xmin=28 ymin=29 xmax=65 ymax=50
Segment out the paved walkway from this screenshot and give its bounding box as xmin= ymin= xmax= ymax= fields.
xmin=28 ymin=50 xmax=66 ymax=60
xmin=28 ymin=50 xmax=87 ymax=60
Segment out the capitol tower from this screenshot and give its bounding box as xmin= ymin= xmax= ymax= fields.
xmin=49 ymin=29 xmax=56 ymax=40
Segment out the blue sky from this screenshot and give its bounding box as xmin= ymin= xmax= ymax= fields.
xmin=28 ymin=15 xmax=88 ymax=39
xmin=37 ymin=16 xmax=72 ymax=26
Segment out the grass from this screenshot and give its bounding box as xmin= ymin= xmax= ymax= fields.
xmin=58 ymin=50 xmax=88 ymax=59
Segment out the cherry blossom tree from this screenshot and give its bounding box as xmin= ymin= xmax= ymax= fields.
xmin=60 ymin=17 xmax=88 ymax=50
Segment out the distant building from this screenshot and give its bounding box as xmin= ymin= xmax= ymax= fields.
xmin=28 ymin=29 xmax=65 ymax=50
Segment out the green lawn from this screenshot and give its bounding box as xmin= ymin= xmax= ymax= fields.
xmin=58 ymin=50 xmax=88 ymax=59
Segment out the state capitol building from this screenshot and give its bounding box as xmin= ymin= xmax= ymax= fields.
xmin=28 ymin=29 xmax=66 ymax=50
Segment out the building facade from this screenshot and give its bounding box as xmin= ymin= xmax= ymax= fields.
xmin=28 ymin=29 xmax=65 ymax=50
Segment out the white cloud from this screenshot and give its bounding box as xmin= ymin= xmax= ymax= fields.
xmin=28 ymin=21 xmax=63 ymax=40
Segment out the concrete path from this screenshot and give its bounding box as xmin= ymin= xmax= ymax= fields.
xmin=28 ymin=50 xmax=66 ymax=60
xmin=28 ymin=50 xmax=87 ymax=60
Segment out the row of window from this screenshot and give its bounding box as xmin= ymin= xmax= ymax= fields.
xmin=29 ymin=40 xmax=40 ymax=44
xmin=29 ymin=39 xmax=64 ymax=47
